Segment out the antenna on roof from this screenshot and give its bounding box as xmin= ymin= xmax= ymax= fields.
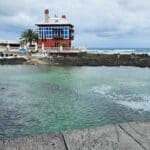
xmin=62 ymin=15 xmax=66 ymax=19
xmin=44 ymin=9 xmax=49 ymax=23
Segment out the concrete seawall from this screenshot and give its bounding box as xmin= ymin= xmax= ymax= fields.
xmin=0 ymin=58 xmax=27 ymax=65
xmin=0 ymin=122 xmax=150 ymax=150
xmin=29 ymin=54 xmax=150 ymax=67
xmin=1 ymin=54 xmax=150 ymax=67
xmin=52 ymin=54 xmax=150 ymax=67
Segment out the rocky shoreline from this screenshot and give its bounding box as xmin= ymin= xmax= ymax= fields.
xmin=0 ymin=121 xmax=150 ymax=150
xmin=1 ymin=53 xmax=150 ymax=67
xmin=0 ymin=57 xmax=27 ymax=65
xmin=51 ymin=53 xmax=150 ymax=67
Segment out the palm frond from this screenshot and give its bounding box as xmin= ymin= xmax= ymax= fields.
xmin=20 ymin=29 xmax=38 ymax=46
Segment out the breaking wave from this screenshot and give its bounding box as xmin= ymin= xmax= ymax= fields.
xmin=87 ymin=48 xmax=150 ymax=55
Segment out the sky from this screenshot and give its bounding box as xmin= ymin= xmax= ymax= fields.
xmin=0 ymin=0 xmax=150 ymax=48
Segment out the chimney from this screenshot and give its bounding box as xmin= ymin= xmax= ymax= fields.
xmin=62 ymin=15 xmax=66 ymax=19
xmin=44 ymin=9 xmax=49 ymax=23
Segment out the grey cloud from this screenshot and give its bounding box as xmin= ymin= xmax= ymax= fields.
xmin=0 ymin=0 xmax=150 ymax=46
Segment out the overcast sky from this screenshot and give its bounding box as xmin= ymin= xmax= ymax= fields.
xmin=1 ymin=0 xmax=150 ymax=48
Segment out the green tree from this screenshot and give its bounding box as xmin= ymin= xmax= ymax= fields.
xmin=20 ymin=29 xmax=38 ymax=46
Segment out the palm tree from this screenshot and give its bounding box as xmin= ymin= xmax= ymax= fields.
xmin=20 ymin=29 xmax=38 ymax=46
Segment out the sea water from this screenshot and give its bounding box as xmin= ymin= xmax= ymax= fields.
xmin=87 ymin=48 xmax=150 ymax=55
xmin=0 ymin=65 xmax=150 ymax=139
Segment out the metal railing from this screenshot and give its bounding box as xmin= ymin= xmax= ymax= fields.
xmin=44 ymin=47 xmax=86 ymax=50
xmin=9 ymin=47 xmax=19 ymax=51
xmin=0 ymin=46 xmax=7 ymax=51
xmin=43 ymin=47 xmax=87 ymax=53
xmin=0 ymin=46 xmax=36 ymax=52
xmin=0 ymin=45 xmax=87 ymax=53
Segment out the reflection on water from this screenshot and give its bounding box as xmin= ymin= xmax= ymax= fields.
xmin=0 ymin=65 xmax=150 ymax=139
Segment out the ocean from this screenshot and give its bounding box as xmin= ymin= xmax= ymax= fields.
xmin=0 ymin=65 xmax=150 ymax=139
xmin=87 ymin=48 xmax=150 ymax=55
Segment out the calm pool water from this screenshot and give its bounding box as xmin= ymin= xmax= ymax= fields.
xmin=0 ymin=65 xmax=150 ymax=139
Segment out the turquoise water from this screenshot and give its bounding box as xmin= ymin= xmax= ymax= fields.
xmin=0 ymin=65 xmax=150 ymax=139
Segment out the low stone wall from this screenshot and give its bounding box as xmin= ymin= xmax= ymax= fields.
xmin=0 ymin=58 xmax=27 ymax=65
xmin=1 ymin=54 xmax=150 ymax=67
xmin=0 ymin=122 xmax=150 ymax=150
xmin=52 ymin=53 xmax=150 ymax=67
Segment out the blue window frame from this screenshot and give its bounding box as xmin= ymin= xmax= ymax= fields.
xmin=38 ymin=26 xmax=70 ymax=39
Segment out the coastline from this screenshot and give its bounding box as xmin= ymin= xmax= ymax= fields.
xmin=1 ymin=53 xmax=150 ymax=67
xmin=51 ymin=53 xmax=150 ymax=67
xmin=0 ymin=121 xmax=150 ymax=150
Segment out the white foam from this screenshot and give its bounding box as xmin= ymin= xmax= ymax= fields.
xmin=87 ymin=49 xmax=150 ymax=55
xmin=91 ymin=85 xmax=112 ymax=95
xmin=91 ymin=85 xmax=150 ymax=111
xmin=116 ymin=100 xmax=150 ymax=111
xmin=114 ymin=94 xmax=150 ymax=111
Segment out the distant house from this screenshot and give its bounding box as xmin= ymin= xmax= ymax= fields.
xmin=0 ymin=41 xmax=20 ymax=47
xmin=0 ymin=41 xmax=20 ymax=52
xmin=36 ymin=9 xmax=74 ymax=49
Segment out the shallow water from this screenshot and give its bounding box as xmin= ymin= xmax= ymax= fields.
xmin=0 ymin=65 xmax=150 ymax=139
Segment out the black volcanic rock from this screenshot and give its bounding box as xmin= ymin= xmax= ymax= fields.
xmin=51 ymin=53 xmax=150 ymax=67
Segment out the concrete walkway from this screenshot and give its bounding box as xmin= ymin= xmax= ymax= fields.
xmin=0 ymin=122 xmax=150 ymax=150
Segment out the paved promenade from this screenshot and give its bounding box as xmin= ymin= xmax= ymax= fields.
xmin=0 ymin=122 xmax=150 ymax=150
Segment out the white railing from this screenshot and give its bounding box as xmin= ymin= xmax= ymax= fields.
xmin=44 ymin=47 xmax=60 ymax=51
xmin=28 ymin=47 xmax=36 ymax=51
xmin=44 ymin=47 xmax=87 ymax=52
xmin=0 ymin=45 xmax=87 ymax=53
xmin=0 ymin=46 xmax=7 ymax=51
xmin=9 ymin=47 xmax=19 ymax=51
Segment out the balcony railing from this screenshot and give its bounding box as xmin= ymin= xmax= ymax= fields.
xmin=43 ymin=47 xmax=87 ymax=53
xmin=0 ymin=45 xmax=87 ymax=54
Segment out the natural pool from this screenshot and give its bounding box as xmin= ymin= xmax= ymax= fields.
xmin=0 ymin=65 xmax=150 ymax=139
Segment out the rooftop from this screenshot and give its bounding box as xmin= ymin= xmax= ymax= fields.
xmin=36 ymin=17 xmax=72 ymax=26
xmin=36 ymin=9 xmax=73 ymax=26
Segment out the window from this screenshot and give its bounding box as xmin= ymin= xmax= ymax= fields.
xmin=38 ymin=26 xmax=70 ymax=39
